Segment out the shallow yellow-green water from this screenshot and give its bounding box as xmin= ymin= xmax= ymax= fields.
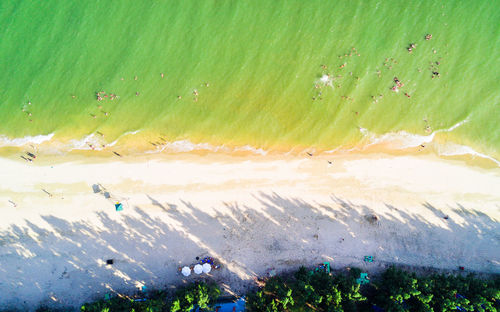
xmin=0 ymin=1 xmax=498 ymax=160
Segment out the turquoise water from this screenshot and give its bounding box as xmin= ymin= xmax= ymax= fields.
xmin=0 ymin=1 xmax=499 ymax=159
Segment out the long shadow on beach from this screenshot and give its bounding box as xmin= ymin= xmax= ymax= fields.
xmin=0 ymin=192 xmax=498 ymax=310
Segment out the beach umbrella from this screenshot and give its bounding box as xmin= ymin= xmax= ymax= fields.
xmin=181 ymin=266 xmax=191 ymax=277
xmin=193 ymin=264 xmax=203 ymax=274
xmin=202 ymin=263 xmax=211 ymax=273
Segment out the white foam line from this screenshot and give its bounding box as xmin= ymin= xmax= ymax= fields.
xmin=436 ymin=143 xmax=500 ymax=166
xmin=68 ymin=133 xmax=106 ymax=151
xmin=144 ymin=139 xmax=269 ymax=155
xmin=146 ymin=139 xmax=230 ymax=154
xmin=435 ymin=117 xmax=470 ymax=133
xmin=234 ymin=145 xmax=268 ymax=155
xmin=0 ymin=133 xmax=54 ymax=147
xmin=360 ymin=117 xmax=470 ymax=150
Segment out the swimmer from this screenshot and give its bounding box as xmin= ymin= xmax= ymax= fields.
xmin=177 ymin=95 xmax=182 ymax=99
xmin=425 ymin=34 xmax=432 ymax=40
xmin=161 ymin=73 xmax=164 ymax=78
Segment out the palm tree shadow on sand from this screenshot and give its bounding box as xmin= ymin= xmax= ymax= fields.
xmin=0 ymin=192 xmax=498 ymax=310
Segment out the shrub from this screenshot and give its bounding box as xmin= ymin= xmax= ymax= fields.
xmin=170 ymin=281 xmax=220 ymax=312
xmin=247 ymin=266 xmax=365 ymax=312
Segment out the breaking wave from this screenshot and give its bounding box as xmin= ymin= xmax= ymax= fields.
xmin=0 ymin=133 xmax=54 ymax=147
xmin=357 ymin=118 xmax=499 ymax=166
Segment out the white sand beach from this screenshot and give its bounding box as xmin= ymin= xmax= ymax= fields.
xmin=0 ymin=153 xmax=499 ymax=310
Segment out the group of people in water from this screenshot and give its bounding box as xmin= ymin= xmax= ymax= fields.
xmin=96 ymin=91 xmax=117 ymax=101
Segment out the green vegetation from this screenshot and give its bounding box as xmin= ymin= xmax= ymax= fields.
xmin=371 ymin=267 xmax=500 ymax=312
xmin=79 ymin=281 xmax=219 ymax=312
xmin=170 ymin=282 xmax=220 ymax=312
xmin=247 ymin=267 xmax=365 ymax=311
xmin=23 ymin=267 xmax=499 ymax=312
xmin=246 ymin=266 xmax=499 ymax=312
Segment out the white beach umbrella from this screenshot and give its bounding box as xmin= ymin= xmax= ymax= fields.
xmin=181 ymin=266 xmax=191 ymax=277
xmin=202 ymin=263 xmax=211 ymax=273
xmin=193 ymin=264 xmax=203 ymax=274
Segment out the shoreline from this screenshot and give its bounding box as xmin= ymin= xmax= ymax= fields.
xmin=1 ymin=133 xmax=499 ymax=170
xmin=1 ymin=151 xmax=499 ymax=309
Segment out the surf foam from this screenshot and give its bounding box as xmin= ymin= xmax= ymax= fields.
xmin=0 ymin=133 xmax=54 ymax=147
xmin=435 ymin=143 xmax=500 ymax=166
xmin=356 ymin=117 xmax=499 ymax=166
xmin=360 ymin=118 xmax=470 ymax=150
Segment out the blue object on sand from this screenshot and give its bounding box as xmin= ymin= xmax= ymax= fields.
xmin=115 ymin=203 xmax=123 ymax=211
xmin=212 ymin=296 xmax=246 ymax=312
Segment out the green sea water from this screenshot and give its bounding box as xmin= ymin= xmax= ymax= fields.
xmin=0 ymin=1 xmax=499 ymax=159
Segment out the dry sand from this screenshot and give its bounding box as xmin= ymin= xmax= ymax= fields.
xmin=0 ymin=152 xmax=499 ymax=310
